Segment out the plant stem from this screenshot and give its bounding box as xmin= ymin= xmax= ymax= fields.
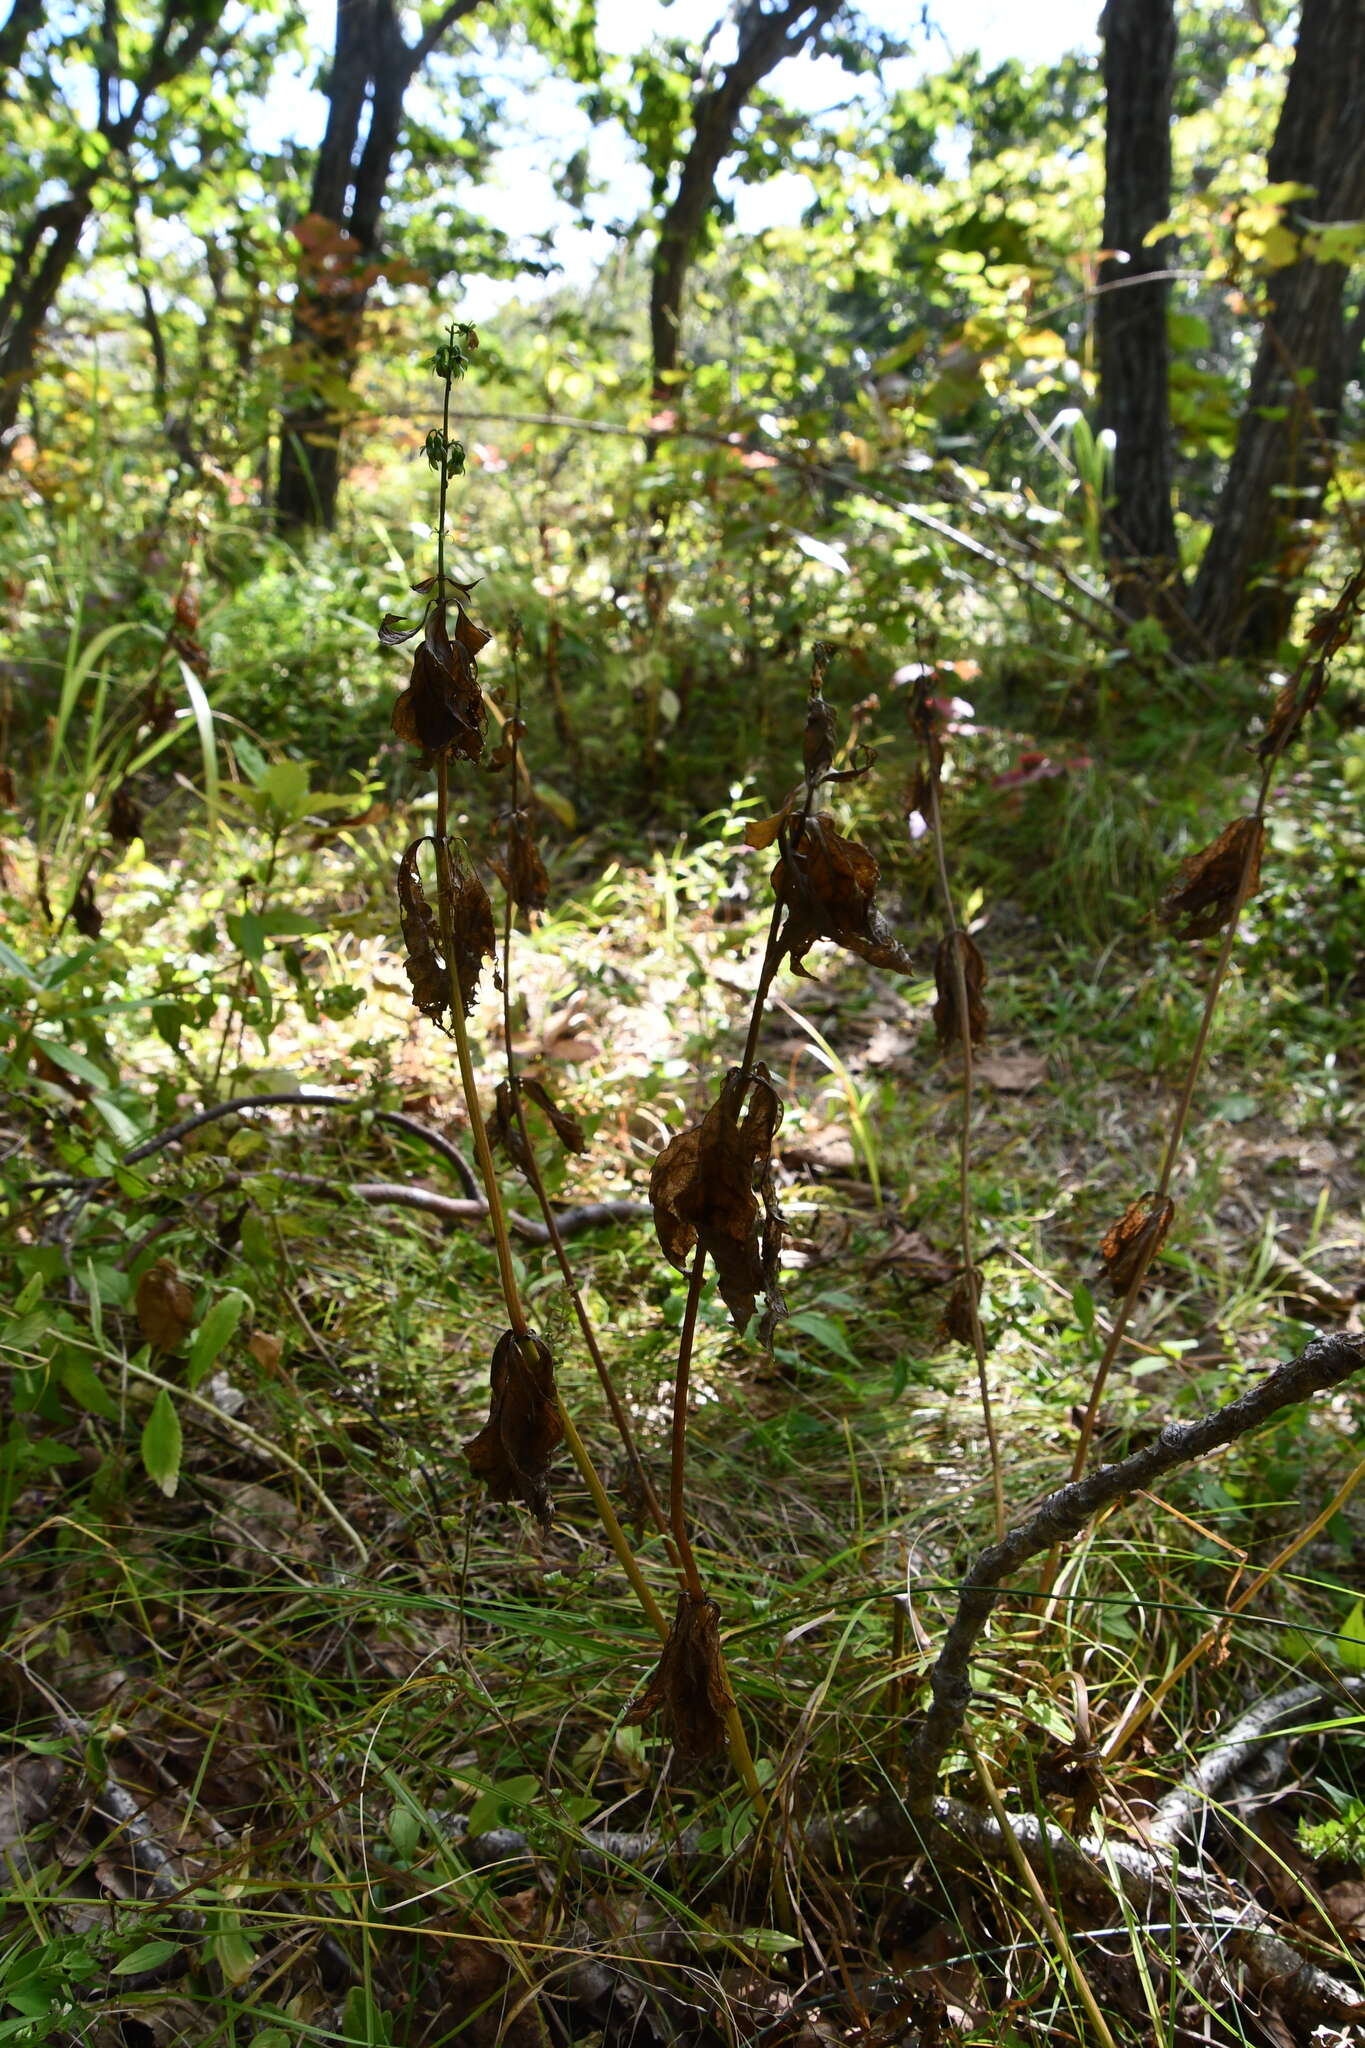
xmin=925 ymin=764 xmax=1005 ymax=1542
xmin=670 ymin=1254 xmax=709 ymax=1602
xmin=1064 ymin=764 xmax=1274 ymax=1495
xmin=495 ymin=696 xmax=676 ymax=1557
xmin=422 ymin=344 xmax=661 ymax=1640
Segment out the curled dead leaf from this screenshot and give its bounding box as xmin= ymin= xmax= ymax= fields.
xmin=932 ymin=930 xmax=988 ymax=1049
xmin=623 ymin=1591 xmax=735 ymax=1759
xmin=804 ymin=689 xmax=838 ymax=785
xmin=520 ymin=1076 xmax=585 ymax=1154
xmin=649 ymin=1067 xmax=786 ymax=1340
xmin=108 ymin=784 xmax=143 ymax=845
xmin=1258 ymin=561 xmax=1364 ymax=760
xmin=396 ymin=837 xmax=496 ymax=1024
xmin=136 ymin=1259 xmax=194 ymax=1352
xmin=1160 ymin=817 xmax=1264 ymax=940
xmin=389 ymin=597 xmax=490 ymax=760
xmin=772 ymin=814 xmax=915 ymax=978
xmin=1098 ymin=1194 xmax=1176 ymax=1297
xmin=487 ymin=1080 xmax=534 ymax=1174
xmin=938 ymin=1267 xmax=983 ymax=1345
xmin=463 ymin=1328 xmax=563 ymax=1525
xmin=492 ymin=810 xmax=549 ymax=916
xmin=71 ymin=875 xmax=102 ymax=939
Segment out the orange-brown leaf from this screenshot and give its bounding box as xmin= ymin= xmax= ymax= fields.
xmin=1160 ymin=817 xmax=1264 ymax=940
xmin=623 ymin=1592 xmax=735 ymax=1759
xmin=463 ymin=1328 xmax=563 ymax=1525
xmin=1098 ymin=1194 xmax=1176 ymax=1297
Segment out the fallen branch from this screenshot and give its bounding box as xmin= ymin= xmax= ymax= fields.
xmin=451 ymin=1788 xmax=1365 ymax=2019
xmin=262 ymin=1173 xmax=649 ymax=1245
xmin=121 ymin=1089 xmax=481 ymax=1197
xmin=903 ymin=1331 xmax=1365 ymax=1810
xmin=1149 ymin=1675 xmax=1365 ymax=1850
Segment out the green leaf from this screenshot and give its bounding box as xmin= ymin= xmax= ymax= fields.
xmin=787 ymin=1311 xmax=860 ymax=1367
xmin=187 ymin=1292 xmax=248 ymax=1389
xmin=141 ymin=1389 xmax=182 ymax=1498
xmin=1071 ymin=1281 xmax=1095 ymax=1338
xmin=210 ymin=1918 xmax=257 ymax=1987
xmin=1338 ymin=1600 xmax=1365 ymax=1672
xmin=388 ymin=1803 xmax=421 ymax=1859
xmin=59 ymin=1355 xmax=120 ymax=1421
xmin=112 ymin=1939 xmax=181 ymax=1975
xmin=257 ymin=759 xmax=312 ymax=820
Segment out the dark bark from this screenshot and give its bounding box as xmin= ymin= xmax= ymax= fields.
xmin=1191 ymin=0 xmax=1365 ymax=655
xmin=0 ymin=0 xmax=44 ymax=85
xmin=648 ymin=0 xmax=843 ymax=415
xmin=275 ymin=0 xmax=480 ymax=533
xmin=1096 ymin=0 xmax=1184 ymax=624
xmin=0 ymin=0 xmax=223 ymax=462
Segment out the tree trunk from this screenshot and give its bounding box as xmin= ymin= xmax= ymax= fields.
xmin=1096 ymin=0 xmax=1184 ymax=625
xmin=647 ymin=0 xmax=841 ymax=418
xmin=275 ymin=0 xmax=479 ymax=533
xmin=0 ymin=192 xmax=95 ymax=455
xmin=1190 ymin=0 xmax=1365 ymax=655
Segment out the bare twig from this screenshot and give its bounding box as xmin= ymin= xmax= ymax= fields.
xmin=903 ymin=1331 xmax=1365 ymax=1812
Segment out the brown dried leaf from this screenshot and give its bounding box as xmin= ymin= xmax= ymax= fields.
xmin=247 ymin=1331 xmax=283 ymax=1373
xmin=108 ymin=783 xmax=143 ymax=844
xmin=804 ymin=690 xmax=839 ymax=785
xmin=649 ymin=1067 xmax=785 ymax=1337
xmin=938 ymin=1268 xmax=983 ymax=1345
xmin=71 ymin=876 xmax=102 ymax=939
xmin=463 ymin=1328 xmax=563 ymax=1525
xmin=396 ymin=838 xmax=449 ymax=1023
xmin=520 ymin=1077 xmax=585 ymax=1154
xmin=447 ymin=844 xmax=498 ymax=1013
xmin=1098 ymin=1194 xmax=1176 ymax=1297
xmin=396 ymin=837 xmax=496 ymax=1024
xmin=484 ymin=716 xmax=527 ymax=774
xmin=773 ymin=814 xmax=915 ymax=977
xmin=136 ymin=1259 xmax=194 ymax=1352
xmin=390 ymin=600 xmax=489 ymax=760
xmin=493 ymin=810 xmax=548 ymax=915
xmin=932 ymin=930 xmax=988 ymax=1049
xmin=487 ymin=1080 xmax=533 ymax=1174
xmin=1160 ymin=817 xmax=1264 ymax=940
xmin=1258 ymin=560 xmax=1365 ymax=761
xmin=623 ymin=1591 xmax=735 ymax=1759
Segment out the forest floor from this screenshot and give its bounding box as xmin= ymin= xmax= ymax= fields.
xmin=4 ymin=792 xmax=1365 ymax=2047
